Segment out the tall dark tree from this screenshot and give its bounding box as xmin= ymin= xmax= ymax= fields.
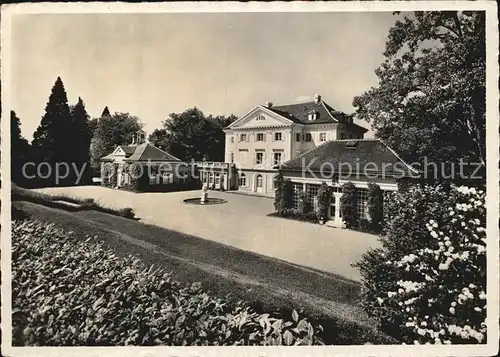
xmin=32 ymin=77 xmax=72 ymax=166
xmin=353 ymin=11 xmax=485 ymax=166
xmin=159 ymin=108 xmax=237 ymax=161
xmin=101 ymin=106 xmax=111 ymax=118
xmin=11 ymin=111 xmax=31 ymax=185
xmin=69 ymin=97 xmax=92 ymax=183
xmin=90 ymin=112 xmax=143 ymax=171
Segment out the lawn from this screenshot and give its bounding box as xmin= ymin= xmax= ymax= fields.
xmin=13 ymin=201 xmax=396 ymax=344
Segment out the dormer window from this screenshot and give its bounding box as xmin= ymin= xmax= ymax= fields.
xmin=308 ymin=111 xmax=319 ymax=121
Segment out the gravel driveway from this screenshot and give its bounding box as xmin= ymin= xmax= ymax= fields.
xmin=36 ymin=186 xmax=381 ymax=281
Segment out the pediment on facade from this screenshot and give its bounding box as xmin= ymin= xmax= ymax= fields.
xmin=228 ymin=106 xmax=293 ymax=129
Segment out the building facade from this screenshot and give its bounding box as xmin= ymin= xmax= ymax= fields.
xmin=197 ymin=161 xmax=238 ymax=191
xmin=224 ymin=94 xmax=367 ymax=197
xmin=100 ymin=130 xmax=196 ymax=191
xmin=279 ymin=139 xmax=420 ymax=227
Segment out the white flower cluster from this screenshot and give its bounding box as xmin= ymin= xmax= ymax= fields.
xmin=374 ymin=185 xmax=486 ymax=345
xmin=447 ymin=324 xmax=485 ymax=343
xmin=397 ymin=280 xmax=425 ymax=293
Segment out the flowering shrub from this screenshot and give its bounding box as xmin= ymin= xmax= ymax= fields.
xmin=12 ymin=219 xmax=324 ymax=346
xmin=355 ymin=184 xmax=486 ymax=344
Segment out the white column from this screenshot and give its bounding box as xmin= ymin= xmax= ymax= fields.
xmin=334 ymin=193 xmax=342 ymax=225
xmin=331 ymin=192 xmax=342 ymax=226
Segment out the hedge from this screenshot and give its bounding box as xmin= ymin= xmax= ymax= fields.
xmin=340 ymin=182 xmax=357 ymax=228
xmin=12 ymin=219 xmax=325 ymax=346
xmin=11 ymin=184 xmax=136 ymax=220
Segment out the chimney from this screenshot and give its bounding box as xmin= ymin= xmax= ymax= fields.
xmin=265 ymin=101 xmax=273 ymax=108
xmin=314 ymin=94 xmax=321 ymax=104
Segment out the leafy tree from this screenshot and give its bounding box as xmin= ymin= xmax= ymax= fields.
xmin=148 ymin=128 xmax=171 ymax=152
xmin=340 ymin=182 xmax=357 ymax=228
xmin=32 ymin=77 xmax=72 ymax=166
xmin=11 ymin=111 xmax=31 ymax=185
xmin=353 ymin=11 xmax=485 ymax=167
xmin=90 ymin=112 xmax=143 ymax=171
xmin=208 ymin=114 xmax=238 ymax=129
xmin=87 ymin=118 xmax=99 ymax=137
xmin=158 ymin=108 xmax=237 ymax=162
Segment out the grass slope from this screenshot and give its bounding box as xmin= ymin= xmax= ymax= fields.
xmin=14 ymin=201 xmax=396 ymax=344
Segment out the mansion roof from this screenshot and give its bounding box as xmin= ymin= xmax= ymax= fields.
xmin=101 ymin=143 xmax=181 ymax=163
xmin=227 ymin=97 xmax=368 ymax=133
xmin=280 ymin=139 xmax=419 ymax=178
xmin=271 ymin=101 xmax=341 ymax=123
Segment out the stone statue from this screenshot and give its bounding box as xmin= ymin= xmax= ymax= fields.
xmin=200 ymin=183 xmax=208 ymax=204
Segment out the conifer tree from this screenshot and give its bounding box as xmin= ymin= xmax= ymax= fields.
xmin=69 ymin=97 xmax=92 ymax=183
xmin=32 ymin=77 xmax=72 ymax=168
xmin=11 ymin=111 xmax=31 ymax=185
xmin=101 ymin=106 xmax=111 ymax=118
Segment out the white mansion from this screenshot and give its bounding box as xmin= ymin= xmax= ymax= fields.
xmin=222 ymin=94 xmax=368 ymax=197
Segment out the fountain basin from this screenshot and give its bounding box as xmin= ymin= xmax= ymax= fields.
xmin=183 ymin=198 xmax=227 ymax=205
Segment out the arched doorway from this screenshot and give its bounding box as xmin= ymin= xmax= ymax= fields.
xmin=255 ymin=174 xmax=264 ymax=194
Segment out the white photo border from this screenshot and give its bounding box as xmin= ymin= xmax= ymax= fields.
xmin=1 ymin=1 xmax=498 ymax=356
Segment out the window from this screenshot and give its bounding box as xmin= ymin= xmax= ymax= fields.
xmin=255 ymin=151 xmax=264 ymax=165
xmin=256 ymin=133 xmax=265 ymax=142
xmin=295 ymin=133 xmax=301 ymax=142
xmin=273 ymin=152 xmax=282 ymax=166
xmin=356 ymin=188 xmax=369 ymax=220
xmin=215 ymin=173 xmax=220 ymax=185
xmin=240 ymin=133 xmax=247 ymax=142
xmin=256 ymin=115 xmax=265 ymax=121
xmin=274 ymin=132 xmax=282 ymax=141
xmin=291 ymin=183 xmax=304 ymax=209
xmin=209 ymin=174 xmax=214 ymax=185
xmin=239 ymin=173 xmax=246 ymax=187
xmin=149 ymin=175 xmax=157 ymax=185
xmin=231 ymin=136 xmax=234 ymax=143
xmin=239 ymin=150 xmax=248 ymax=164
xmin=320 ymin=133 xmax=327 ymax=142
xmin=256 ymin=175 xmax=263 ymax=188
xmin=162 ymin=173 xmax=172 ymax=184
xmin=303 ymin=133 xmax=312 ymax=142
xmin=230 ymin=152 xmax=234 ymax=163
xmin=306 ymin=184 xmax=320 ymax=208
xmin=340 ymin=133 xmax=346 ymax=139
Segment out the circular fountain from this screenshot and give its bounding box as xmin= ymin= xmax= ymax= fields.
xmin=183 ymin=183 xmax=227 ymax=205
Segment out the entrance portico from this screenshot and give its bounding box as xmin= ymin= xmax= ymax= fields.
xmin=327 ymin=189 xmax=344 ymax=228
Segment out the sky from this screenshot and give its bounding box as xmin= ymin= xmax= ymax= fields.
xmin=11 ymin=12 xmax=402 ymax=141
